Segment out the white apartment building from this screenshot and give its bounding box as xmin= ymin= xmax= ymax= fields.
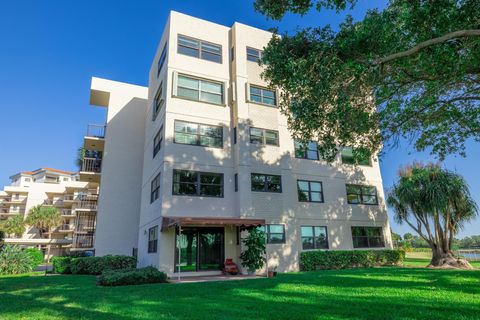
xmin=0 ymin=168 xmax=99 ymax=259
xmin=88 ymin=11 xmax=393 ymax=276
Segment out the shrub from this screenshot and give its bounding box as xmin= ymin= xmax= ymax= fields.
xmin=96 ymin=266 xmax=168 ymax=286
xmin=24 ymin=248 xmax=44 ymax=270
xmin=0 ymin=245 xmax=33 ymax=275
xmin=299 ymin=249 xmax=405 ymax=271
xmin=51 ymin=256 xmax=73 ymax=274
xmin=70 ymin=255 xmax=136 ymax=275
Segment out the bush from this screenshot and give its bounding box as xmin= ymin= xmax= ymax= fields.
xmin=299 ymin=249 xmax=405 ymax=271
xmin=51 ymin=256 xmax=73 ymax=274
xmin=0 ymin=245 xmax=33 ymax=275
xmin=96 ymin=266 xmax=168 ymax=286
xmin=24 ymin=248 xmax=44 ymax=270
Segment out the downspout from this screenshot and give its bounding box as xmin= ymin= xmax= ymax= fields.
xmin=177 ymin=225 xmax=182 ymax=282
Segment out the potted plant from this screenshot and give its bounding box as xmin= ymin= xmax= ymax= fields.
xmin=240 ymin=228 xmax=266 ymax=275
xmin=267 ymin=266 xmax=277 ymax=277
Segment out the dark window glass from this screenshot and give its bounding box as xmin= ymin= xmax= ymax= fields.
xmin=177 ymin=75 xmax=224 ymax=105
xmin=260 ymin=224 xmax=285 ymax=244
xmin=150 ymin=173 xmax=161 ymax=203
xmin=157 ymin=44 xmax=167 ymax=77
xmin=233 ymin=127 xmax=237 ymax=144
xmin=234 ymin=173 xmax=238 ymax=192
xmin=173 ymin=170 xmax=223 ymax=197
xmin=346 ymin=184 xmax=378 ymax=205
xmin=153 ymin=82 xmax=164 ymax=121
xmin=301 ymin=226 xmax=328 ymax=250
xmin=148 ymin=226 xmax=158 ymax=253
xmin=341 ymin=147 xmax=371 ymax=166
xmin=251 ymin=174 xmax=282 ymax=193
xmin=249 ymin=85 xmax=276 ymax=106
xmin=246 ymin=47 xmax=262 ymax=62
xmin=294 ymin=141 xmax=319 ymax=160
xmin=174 ymin=120 xmax=223 ymax=148
xmin=178 ymin=35 xmax=222 ymax=63
xmin=351 ymin=227 xmax=384 ymax=248
xmin=153 ymin=125 xmax=163 ymax=158
xmin=297 ymin=180 xmax=324 ymax=203
xmin=249 ymin=128 xmax=279 ymax=146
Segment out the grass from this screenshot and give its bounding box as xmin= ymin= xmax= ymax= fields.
xmin=404 ymin=251 xmax=480 ymax=268
xmin=1 ymin=267 xmax=480 ymax=320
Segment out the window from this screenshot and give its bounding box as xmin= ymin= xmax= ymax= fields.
xmin=148 ymin=226 xmax=158 ymax=253
xmin=294 ymin=141 xmax=319 ymax=160
xmin=150 ymin=173 xmax=161 ymax=203
xmin=233 ymin=127 xmax=237 ymax=144
xmin=234 ymin=173 xmax=238 ymax=192
xmin=249 ymin=85 xmax=276 ymax=106
xmin=176 ymin=75 xmax=224 ymax=105
xmin=153 ymin=125 xmax=163 ymax=158
xmin=346 ymin=185 xmax=378 ymax=205
xmin=260 ymin=224 xmax=285 ymax=244
xmin=301 ymin=226 xmax=328 ymax=249
xmin=173 ymin=170 xmax=223 ymax=197
xmin=157 ymin=44 xmax=167 ymax=77
xmin=297 ymin=180 xmax=324 ymax=203
xmin=63 ymin=177 xmax=69 ymax=181
xmin=174 ymin=121 xmax=223 ymax=148
xmin=177 ymin=35 xmax=222 ymax=63
xmin=341 ymin=147 xmax=371 ymax=166
xmin=152 ymin=82 xmax=164 ymax=121
xmin=251 ymin=174 xmax=282 ymax=193
xmin=246 ymin=47 xmax=262 ymax=62
xmin=249 ymin=128 xmax=279 ymax=146
xmin=25 ymin=178 xmax=31 ymax=182
xmin=351 ymin=227 xmax=384 ymax=248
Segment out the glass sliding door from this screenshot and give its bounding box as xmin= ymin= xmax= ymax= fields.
xmin=175 ymin=227 xmax=224 ymax=272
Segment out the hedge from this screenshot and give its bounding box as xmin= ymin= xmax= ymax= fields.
xmin=24 ymin=248 xmax=44 ymax=270
xmin=96 ymin=266 xmax=168 ymax=286
xmin=52 ymin=255 xmax=136 ymax=275
xmin=299 ymin=249 xmax=405 ymax=271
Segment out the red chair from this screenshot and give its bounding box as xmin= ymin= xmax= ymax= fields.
xmin=223 ymin=259 xmax=239 ymax=275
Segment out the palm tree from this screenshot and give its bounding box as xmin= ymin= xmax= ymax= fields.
xmin=0 ymin=215 xmax=25 ymax=238
xmin=387 ymin=163 xmax=478 ymax=269
xmin=25 ymin=205 xmax=62 ymax=262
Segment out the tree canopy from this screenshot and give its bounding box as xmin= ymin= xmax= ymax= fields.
xmin=0 ymin=215 xmax=25 ymax=238
xmin=25 ymin=205 xmax=62 ymax=236
xmin=255 ymin=0 xmax=480 ymax=161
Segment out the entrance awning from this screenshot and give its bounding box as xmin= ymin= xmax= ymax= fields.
xmin=161 ymin=217 xmax=265 ymax=232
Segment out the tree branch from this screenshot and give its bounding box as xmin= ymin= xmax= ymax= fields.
xmin=375 ymin=30 xmax=480 ymax=65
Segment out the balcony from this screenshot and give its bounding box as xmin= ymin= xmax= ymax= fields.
xmin=57 ymin=224 xmax=75 ymax=232
xmin=84 ymin=124 xmax=106 ymax=152
xmin=76 ymin=194 xmax=98 ymax=210
xmin=61 ymin=209 xmax=75 ymax=217
xmin=79 ymin=158 xmax=102 ymax=183
xmin=0 ymin=208 xmax=25 ymax=216
xmin=86 ymin=124 xmax=106 ymax=138
xmin=72 ymin=234 xmax=94 ymax=249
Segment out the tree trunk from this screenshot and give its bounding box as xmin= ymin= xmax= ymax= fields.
xmin=429 ymin=247 xmax=473 ymax=269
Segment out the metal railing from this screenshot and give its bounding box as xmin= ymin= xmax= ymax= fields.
xmin=63 ymin=194 xmax=75 ymax=201
xmin=62 ymin=209 xmax=74 ymax=216
xmin=86 ymin=124 xmax=106 ymax=138
xmin=77 ymin=194 xmax=98 ymax=210
xmin=58 ymin=224 xmax=75 ymax=231
xmin=81 ymin=157 xmax=102 ymax=173
xmin=73 ymin=234 xmax=95 ymax=248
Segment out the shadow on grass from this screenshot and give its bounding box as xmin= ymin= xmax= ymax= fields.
xmin=0 ymin=268 xmax=479 ymax=320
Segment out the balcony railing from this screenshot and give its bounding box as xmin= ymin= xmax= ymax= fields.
xmin=86 ymin=124 xmax=106 ymax=138
xmin=77 ymin=194 xmax=98 ymax=210
xmin=62 ymin=209 xmax=75 ymax=216
xmin=63 ymin=194 xmax=75 ymax=201
xmin=0 ymin=209 xmax=25 ymax=215
xmin=81 ymin=158 xmax=102 ymax=173
xmin=73 ymin=234 xmax=94 ymax=249
xmin=58 ymin=224 xmax=75 ymax=232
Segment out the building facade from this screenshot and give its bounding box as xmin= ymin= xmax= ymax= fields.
xmin=0 ymin=168 xmax=99 ymax=259
xmin=90 ymin=11 xmax=393 ymax=276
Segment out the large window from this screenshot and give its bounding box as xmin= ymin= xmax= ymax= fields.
xmin=176 ymin=75 xmax=224 ymax=105
xmin=249 ymin=128 xmax=279 ymax=146
xmin=294 ymin=141 xmax=319 ymax=160
xmin=341 ymin=147 xmax=371 ymax=166
xmin=178 ymin=35 xmax=222 ymax=63
xmin=249 ymin=85 xmax=276 ymax=106
xmin=301 ymin=226 xmax=328 ymax=249
xmin=346 ymin=185 xmax=378 ymax=205
xmin=174 ymin=121 xmax=223 ymax=148
xmin=148 ymin=226 xmax=158 ymax=253
xmin=351 ymin=227 xmax=384 ymax=248
xmin=153 ymin=125 xmax=163 ymax=158
xmin=152 ymin=82 xmax=164 ymax=121
xmin=297 ymin=180 xmax=324 ymax=203
xmin=150 ymin=173 xmax=161 ymax=203
xmin=251 ymin=174 xmax=282 ymax=193
xmin=173 ymin=170 xmax=223 ymax=197
xmin=157 ymin=44 xmax=167 ymax=77
xmin=260 ymin=224 xmax=285 ymax=244
xmin=246 ymin=47 xmax=262 ymax=62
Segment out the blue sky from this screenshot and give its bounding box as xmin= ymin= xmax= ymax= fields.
xmin=0 ymin=0 xmax=478 ymax=237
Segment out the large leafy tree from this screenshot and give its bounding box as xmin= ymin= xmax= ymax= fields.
xmin=25 ymin=205 xmax=62 ymax=262
xmin=387 ymin=163 xmax=478 ymax=268
xmin=254 ymin=0 xmax=480 ymax=161
xmin=0 ymin=215 xmax=25 ymax=238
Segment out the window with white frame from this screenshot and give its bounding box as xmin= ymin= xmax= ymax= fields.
xmin=176 ymin=74 xmax=224 ymax=105
xmin=178 ymin=35 xmax=222 ymax=63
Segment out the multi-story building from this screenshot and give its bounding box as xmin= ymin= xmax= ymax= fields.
xmin=0 ymin=168 xmax=99 ymax=259
xmin=89 ymin=11 xmax=393 ymax=276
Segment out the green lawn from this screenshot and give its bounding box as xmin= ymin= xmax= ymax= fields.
xmin=1 ymin=267 xmax=480 ymax=320
xmin=404 ymin=252 xmax=480 ymax=268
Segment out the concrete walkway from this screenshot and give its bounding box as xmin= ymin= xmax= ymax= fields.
xmin=168 ymin=274 xmax=265 ymax=283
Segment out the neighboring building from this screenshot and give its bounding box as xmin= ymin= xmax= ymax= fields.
xmin=87 ymin=11 xmax=393 ymax=276
xmin=0 ymin=168 xmax=99 ymax=259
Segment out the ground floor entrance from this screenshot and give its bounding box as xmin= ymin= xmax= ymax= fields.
xmin=175 ymin=227 xmax=224 ymax=272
